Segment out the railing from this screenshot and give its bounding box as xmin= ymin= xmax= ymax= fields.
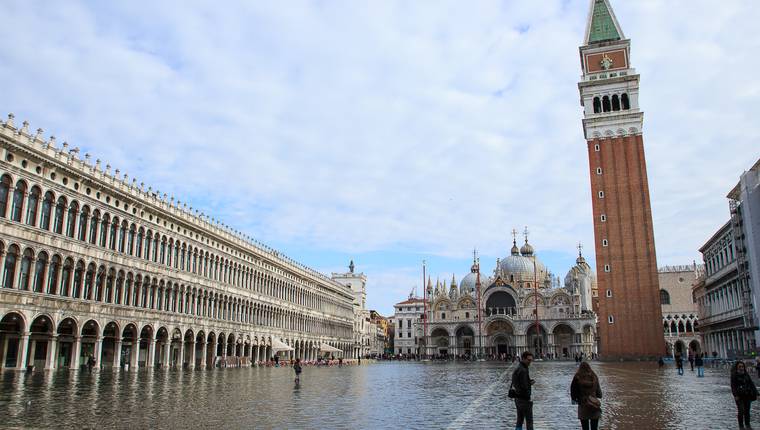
xmin=485 ymin=307 xmax=516 ymax=317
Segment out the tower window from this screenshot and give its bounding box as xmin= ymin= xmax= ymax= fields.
xmin=621 ymin=93 xmax=630 ymax=110
xmin=598 ymin=191 xmax=605 ymax=198
xmin=606 ymin=289 xmax=612 ymax=297
xmin=608 ymin=315 xmax=614 ymax=324
xmin=604 ymin=264 xmax=611 ymax=272
xmin=600 ymin=214 xmax=607 ymax=222
xmin=596 ymin=167 xmax=602 ymax=175
xmin=602 ymin=239 xmax=608 ymax=247
xmin=593 ymin=97 xmax=601 ymax=114
xmin=602 ymin=96 xmax=611 ymax=112
xmin=594 ymin=144 xmax=600 ymax=152
xmin=611 ymin=94 xmax=620 ymax=111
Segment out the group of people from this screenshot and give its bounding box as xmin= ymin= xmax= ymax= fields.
xmin=510 ymin=350 xmax=760 ymax=429
xmin=510 ymin=351 xmax=602 ymax=430
xmin=669 ymin=351 xmax=707 ymax=377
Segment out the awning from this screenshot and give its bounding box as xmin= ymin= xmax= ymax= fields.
xmin=319 ymin=343 xmax=342 ymax=353
xmin=271 ymin=338 xmax=294 ymax=352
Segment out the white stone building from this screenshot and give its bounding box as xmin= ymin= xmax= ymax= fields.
xmin=659 ymin=265 xmax=701 ymax=357
xmin=392 ymin=296 xmax=425 ymax=356
xmin=332 ymin=261 xmax=384 ymax=358
xmin=0 ymin=114 xmax=355 ymax=371
xmin=422 ymin=235 xmax=597 ymax=359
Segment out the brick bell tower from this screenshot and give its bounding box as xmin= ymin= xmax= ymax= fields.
xmin=578 ymin=0 xmax=664 ymax=359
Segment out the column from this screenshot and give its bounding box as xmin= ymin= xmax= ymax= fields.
xmin=113 ymin=339 xmax=122 ymax=369
xmin=147 ymin=339 xmax=157 ymax=368
xmin=200 ymin=341 xmax=207 ymax=369
xmin=27 ymin=339 xmax=37 ymax=369
xmin=178 ymin=341 xmax=184 ymax=369
xmin=130 ymin=339 xmax=139 ymax=369
xmin=94 ymin=337 xmax=103 ymax=370
xmin=162 ymin=342 xmax=170 ymax=368
xmin=70 ymin=336 xmax=82 ymax=370
xmin=188 ymin=340 xmax=196 ymax=369
xmin=15 ymin=333 xmax=29 ymax=370
xmin=45 ymin=336 xmax=58 ymax=370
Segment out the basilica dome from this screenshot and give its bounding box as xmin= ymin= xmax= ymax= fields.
xmin=459 ymin=272 xmax=490 ymax=295
xmin=498 ymin=238 xmax=548 ymax=282
xmin=499 ymin=255 xmax=546 ymax=279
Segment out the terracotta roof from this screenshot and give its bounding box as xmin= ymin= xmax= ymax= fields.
xmin=395 ymin=298 xmax=425 ymax=306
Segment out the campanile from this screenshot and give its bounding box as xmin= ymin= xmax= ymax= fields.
xmin=578 ymin=0 xmax=664 ymax=358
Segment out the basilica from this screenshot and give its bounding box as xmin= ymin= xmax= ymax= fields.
xmin=422 ymin=233 xmax=597 ymax=358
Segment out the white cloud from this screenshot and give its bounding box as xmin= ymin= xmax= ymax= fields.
xmin=1 ymin=1 xmax=758 ymax=314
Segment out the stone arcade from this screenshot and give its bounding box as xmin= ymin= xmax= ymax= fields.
xmin=0 ymin=114 xmax=355 ymax=371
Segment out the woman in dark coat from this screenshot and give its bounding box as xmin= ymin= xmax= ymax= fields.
xmin=731 ymin=361 xmax=758 ymax=429
xmin=571 ymin=361 xmax=603 ymax=430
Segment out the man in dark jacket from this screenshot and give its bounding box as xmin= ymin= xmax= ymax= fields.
xmin=511 ymin=351 xmax=535 ymax=430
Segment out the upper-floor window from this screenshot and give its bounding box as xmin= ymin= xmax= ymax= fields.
xmin=660 ymin=289 xmax=671 ymax=305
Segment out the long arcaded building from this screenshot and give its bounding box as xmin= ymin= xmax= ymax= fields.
xmin=0 ymin=114 xmax=355 ymax=370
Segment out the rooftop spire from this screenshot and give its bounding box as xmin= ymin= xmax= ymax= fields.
xmin=584 ymin=0 xmax=624 ymax=45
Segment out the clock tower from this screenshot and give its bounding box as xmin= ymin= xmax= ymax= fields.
xmin=578 ymin=0 xmax=664 ymax=359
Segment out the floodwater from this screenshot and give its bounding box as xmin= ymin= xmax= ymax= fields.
xmin=0 ymin=360 xmax=755 ymax=429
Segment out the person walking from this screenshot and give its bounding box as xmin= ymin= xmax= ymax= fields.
xmin=688 ymin=350 xmax=695 ymax=372
xmin=511 ymin=351 xmax=535 ymax=430
xmin=293 ymin=358 xmax=302 ymax=384
xmin=571 ymin=361 xmax=603 ymax=430
xmin=695 ymin=353 xmax=704 ymax=378
xmin=731 ymin=361 xmax=758 ymax=429
xmin=675 ymin=353 xmax=684 ymax=376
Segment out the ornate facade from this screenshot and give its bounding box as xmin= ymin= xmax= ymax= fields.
xmin=422 ymin=235 xmax=597 ymax=359
xmin=0 ymin=114 xmax=355 ymax=371
xmin=659 ymin=265 xmax=701 ymax=357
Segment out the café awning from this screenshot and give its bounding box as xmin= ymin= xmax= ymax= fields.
xmin=319 ymin=343 xmax=342 ymax=353
xmin=271 ymin=338 xmax=294 ymax=352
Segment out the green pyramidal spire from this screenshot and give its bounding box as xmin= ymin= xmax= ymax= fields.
xmin=587 ymin=0 xmax=622 ymax=44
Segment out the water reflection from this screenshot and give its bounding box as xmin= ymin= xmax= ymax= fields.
xmin=0 ymin=361 xmax=756 ymax=429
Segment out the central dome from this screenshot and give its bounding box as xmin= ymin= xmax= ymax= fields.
xmin=499 ymin=254 xmax=545 ymax=279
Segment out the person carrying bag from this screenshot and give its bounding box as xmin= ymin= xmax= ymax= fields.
xmin=570 ymin=361 xmax=603 ymax=430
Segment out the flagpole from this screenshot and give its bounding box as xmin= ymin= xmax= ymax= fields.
xmin=475 ymin=253 xmax=483 ymax=360
xmin=422 ymin=260 xmax=427 ymax=359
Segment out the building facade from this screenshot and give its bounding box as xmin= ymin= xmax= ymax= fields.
xmin=578 ymin=0 xmax=663 ymax=358
xmin=392 ymin=297 xmax=424 ymax=356
xmin=694 ymin=158 xmax=760 ymax=358
xmin=332 ymin=261 xmax=384 ymax=358
xmin=659 ymin=265 xmax=701 ymax=357
xmin=728 ymin=159 xmax=760 ymax=345
xmin=420 ymin=236 xmax=597 ymax=359
xmin=369 ymin=310 xmax=389 ymax=356
xmin=0 ymin=114 xmax=355 ymax=371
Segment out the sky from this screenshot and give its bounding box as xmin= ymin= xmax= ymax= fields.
xmin=1 ymin=1 xmax=758 ymax=316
